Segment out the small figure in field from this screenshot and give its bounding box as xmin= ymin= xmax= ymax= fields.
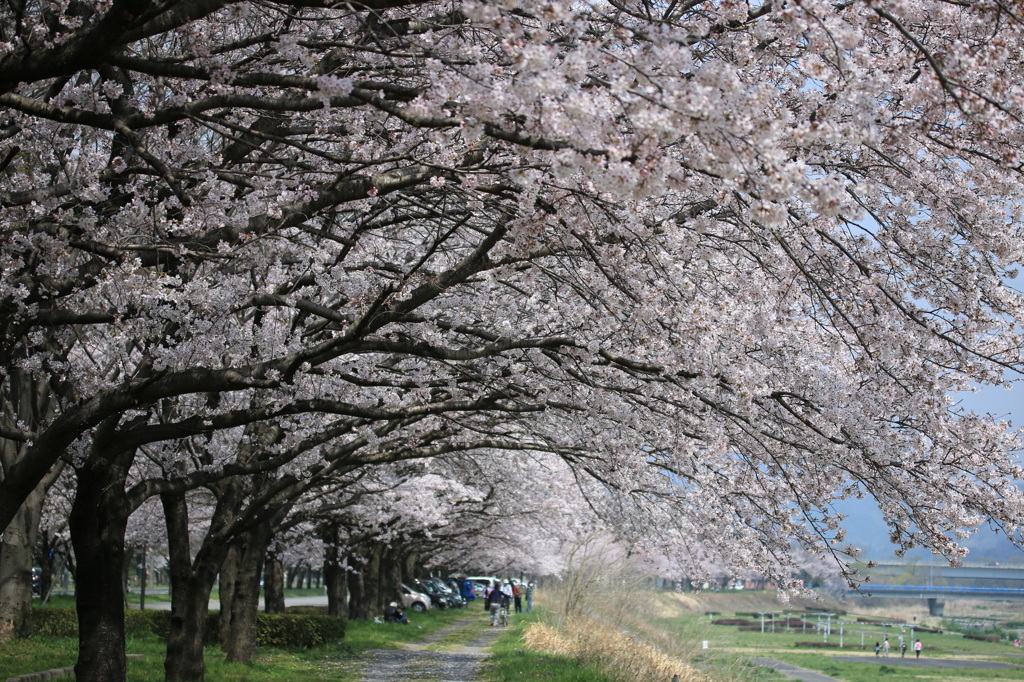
xmin=883 ymin=638 xmax=890 ymax=656
xmin=526 ymin=582 xmax=534 ymax=613
xmin=915 ymin=639 xmax=922 ymax=658
xmin=874 ymin=642 xmax=881 ymax=657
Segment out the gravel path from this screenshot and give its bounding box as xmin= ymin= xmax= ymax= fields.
xmin=353 ymin=617 xmax=505 ymax=682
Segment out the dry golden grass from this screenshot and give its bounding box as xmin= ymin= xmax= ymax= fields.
xmin=523 ymin=618 xmax=709 ymax=682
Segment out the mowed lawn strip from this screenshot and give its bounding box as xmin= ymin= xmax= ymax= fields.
xmin=0 ymin=606 xmax=472 ymax=681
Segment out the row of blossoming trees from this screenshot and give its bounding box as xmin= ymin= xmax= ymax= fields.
xmin=4 ymin=0 xmax=1024 ymax=678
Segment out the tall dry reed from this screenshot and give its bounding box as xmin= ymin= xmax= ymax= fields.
xmin=524 ymin=534 xmax=710 ymax=682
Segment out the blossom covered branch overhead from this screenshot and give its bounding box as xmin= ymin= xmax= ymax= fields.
xmin=3 ymin=0 xmax=1024 ymax=586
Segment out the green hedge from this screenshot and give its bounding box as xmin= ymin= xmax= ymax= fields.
xmin=31 ymin=608 xmax=345 ymax=648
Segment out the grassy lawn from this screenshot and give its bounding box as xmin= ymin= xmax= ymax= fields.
xmin=0 ymin=606 xmax=476 ymax=681
xmin=653 ymin=609 xmax=1024 ymax=682
xmin=769 ymin=652 xmax=1024 ymax=682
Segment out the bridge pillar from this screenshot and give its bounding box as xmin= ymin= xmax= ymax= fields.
xmin=927 ymin=598 xmax=945 ymax=617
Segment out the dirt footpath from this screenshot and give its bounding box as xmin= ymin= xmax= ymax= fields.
xmin=353 ymin=618 xmax=505 ymax=682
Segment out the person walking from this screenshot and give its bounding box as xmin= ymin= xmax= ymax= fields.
xmin=883 ymin=638 xmax=890 ymax=656
xmin=487 ymin=584 xmax=504 ymax=626
xmin=525 ymin=582 xmax=534 ymax=613
xmin=513 ymin=582 xmax=523 ymax=613
xmin=900 ymin=641 xmax=907 ymax=657
xmin=874 ymin=642 xmax=880 ymax=657
xmin=914 ymin=639 xmax=922 ymax=658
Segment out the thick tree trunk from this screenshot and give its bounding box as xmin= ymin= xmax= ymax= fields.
xmin=70 ymin=420 xmax=135 ymax=682
xmin=364 ymin=542 xmax=383 ymax=617
xmin=0 ymin=369 xmax=57 ymax=641
xmin=220 ymin=522 xmax=272 ymax=664
xmin=323 ymin=525 xmax=347 ymax=618
xmin=263 ymin=555 xmax=285 ymax=614
xmin=346 ymin=551 xmax=367 ymax=621
xmin=381 ymin=546 xmax=404 ymax=611
xmin=161 ymin=492 xmax=213 ymax=682
xmin=217 ymin=543 xmax=239 ymax=651
xmin=0 ymin=484 xmax=44 ymax=640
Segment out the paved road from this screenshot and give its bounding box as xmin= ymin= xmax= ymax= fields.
xmin=136 ymin=595 xmax=330 ymax=611
xmin=749 ymin=657 xmax=842 ymax=682
xmin=832 ymin=655 xmax=1023 ymax=669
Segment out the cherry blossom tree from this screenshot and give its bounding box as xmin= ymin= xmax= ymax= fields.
xmin=5 ymin=0 xmax=1024 ymax=679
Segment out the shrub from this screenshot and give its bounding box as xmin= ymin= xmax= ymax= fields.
xmin=31 ymin=608 xmax=78 ymax=637
xmin=256 ymin=614 xmax=346 ymax=647
xmin=794 ymin=641 xmax=840 ymax=648
xmin=285 ymin=605 xmax=328 ymax=615
xmin=125 ymin=610 xmax=171 ymax=638
xmin=962 ymin=633 xmax=1001 ymax=643
xmin=711 ymin=619 xmax=752 ymax=626
xmin=29 ymin=608 xmax=345 ymax=648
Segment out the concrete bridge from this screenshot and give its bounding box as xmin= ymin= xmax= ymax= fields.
xmin=846 ymin=562 xmax=1024 ymax=615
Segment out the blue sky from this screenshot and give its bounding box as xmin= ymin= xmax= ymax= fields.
xmin=836 ymin=383 xmax=1024 ymax=564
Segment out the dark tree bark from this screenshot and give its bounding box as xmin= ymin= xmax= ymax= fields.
xmin=381 ymin=546 xmax=404 ymax=611
xmin=323 ymin=524 xmax=347 ymax=618
xmin=161 ymin=490 xmax=235 ymax=682
xmin=220 ymin=520 xmax=273 ymax=664
xmin=362 ymin=542 xmax=383 ymax=617
xmin=346 ymin=546 xmax=367 ymax=621
xmin=0 ymin=369 xmax=57 ymax=641
xmin=70 ymin=416 xmax=136 ymax=682
xmin=263 ymin=554 xmax=285 ymax=614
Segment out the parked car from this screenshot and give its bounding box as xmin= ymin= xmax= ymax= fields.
xmin=466 ymin=575 xmax=501 ymax=588
xmin=410 ymin=579 xmax=451 ymax=609
xmin=425 ymin=577 xmax=465 ymax=607
xmin=401 ymin=583 xmax=432 ymax=612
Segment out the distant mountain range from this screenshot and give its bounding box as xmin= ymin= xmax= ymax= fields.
xmin=836 ymin=496 xmax=1024 ymax=565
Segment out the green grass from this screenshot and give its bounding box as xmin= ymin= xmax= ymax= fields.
xmin=0 ymin=606 xmax=479 ymax=681
xmin=769 ymin=652 xmax=1024 ymax=682
xmin=339 ymin=607 xmax=473 ymax=653
xmin=649 ymin=609 xmax=1024 ymax=682
xmin=479 ymin=608 xmax=619 ymax=682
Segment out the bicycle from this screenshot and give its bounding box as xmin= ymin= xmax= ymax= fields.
xmin=499 ymin=604 xmax=509 ymax=627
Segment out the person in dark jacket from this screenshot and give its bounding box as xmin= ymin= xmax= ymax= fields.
xmin=487 ymin=583 xmax=504 ymax=626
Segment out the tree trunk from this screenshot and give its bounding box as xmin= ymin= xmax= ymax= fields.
xmin=346 ymin=550 xmax=367 ymax=621
xmin=381 ymin=546 xmax=404 ymax=611
xmin=220 ymin=522 xmax=272 ymax=664
xmin=0 ymin=369 xmax=57 ymax=642
xmin=291 ymin=564 xmax=306 ymax=591
xmin=217 ymin=543 xmax=239 ymax=651
xmin=263 ymin=555 xmax=285 ymax=614
xmin=364 ymin=542 xmax=383 ymax=617
xmin=323 ymin=525 xmax=347 ymax=619
xmin=70 ymin=419 xmax=136 ymax=682
xmin=161 ymin=493 xmax=211 ymax=682
xmin=0 ymin=484 xmax=44 ymax=640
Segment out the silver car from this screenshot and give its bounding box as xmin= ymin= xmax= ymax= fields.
xmin=401 ymin=583 xmax=432 ymax=612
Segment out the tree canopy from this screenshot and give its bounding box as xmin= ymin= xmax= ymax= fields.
xmin=3 ymin=0 xmax=1024 ymax=593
